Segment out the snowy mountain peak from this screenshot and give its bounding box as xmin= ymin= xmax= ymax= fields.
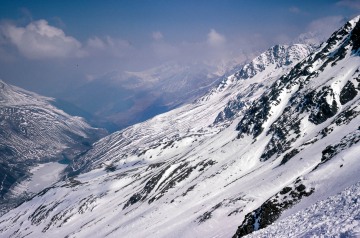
xmin=0 ymin=80 xmax=50 ymax=106
xmin=236 ymin=16 xmax=360 ymax=141
xmin=201 ymin=43 xmax=313 ymax=105
xmin=234 ymin=44 xmax=313 ymax=80
xmin=350 ymin=15 xmax=360 ymax=51
xmin=211 ymin=44 xmax=313 ymax=125
xmin=318 ymin=14 xmax=360 ymax=55
xmin=349 ymin=14 xmax=360 ymax=26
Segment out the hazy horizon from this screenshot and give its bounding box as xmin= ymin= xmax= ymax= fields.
xmin=0 ymin=0 xmax=358 ymax=96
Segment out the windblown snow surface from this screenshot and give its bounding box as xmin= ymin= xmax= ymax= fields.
xmin=1 ymin=16 xmax=360 ymax=238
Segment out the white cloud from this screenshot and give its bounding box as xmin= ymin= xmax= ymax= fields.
xmin=337 ymin=0 xmax=360 ymax=9
xmin=1 ymin=20 xmax=84 ymax=59
xmin=207 ymin=29 xmax=226 ymax=47
xmin=86 ymin=36 xmax=131 ymax=58
xmin=104 ymin=36 xmax=130 ymax=49
xmin=87 ymin=36 xmax=106 ymax=49
xmin=152 ymin=31 xmax=164 ymax=41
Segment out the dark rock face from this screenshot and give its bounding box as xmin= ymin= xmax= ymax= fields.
xmin=214 ymin=99 xmax=246 ymax=124
xmin=340 ymin=81 xmax=358 ymax=105
xmin=308 ymin=87 xmax=338 ymax=125
xmin=123 ymin=166 xmax=169 ymax=209
xmin=351 ymin=20 xmax=360 ymax=51
xmin=232 ymin=180 xmax=314 ymax=238
xmin=236 ymin=95 xmax=272 ymax=138
xmin=313 ymin=129 xmax=360 ymax=170
xmin=123 ymin=158 xmax=218 ymax=209
xmin=196 ymin=203 xmax=222 ymax=223
xmin=334 ymin=107 xmax=360 ymax=127
xmin=280 ymin=148 xmax=300 ymax=165
xmin=0 ymin=162 xmax=27 ymax=198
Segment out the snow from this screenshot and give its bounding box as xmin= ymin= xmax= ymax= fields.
xmin=246 ymin=182 xmax=360 ymax=238
xmin=0 ymin=79 xmax=103 ymax=163
xmin=11 ymin=162 xmax=67 ymax=196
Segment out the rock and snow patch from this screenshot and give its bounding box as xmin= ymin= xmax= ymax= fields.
xmin=245 ymin=182 xmax=360 ymax=238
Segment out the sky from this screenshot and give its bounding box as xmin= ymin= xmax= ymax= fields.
xmin=0 ymin=0 xmax=359 ymax=95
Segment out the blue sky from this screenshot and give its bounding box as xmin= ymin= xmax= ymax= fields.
xmin=1 ymin=0 xmax=356 ymax=43
xmin=0 ymin=0 xmax=359 ymax=94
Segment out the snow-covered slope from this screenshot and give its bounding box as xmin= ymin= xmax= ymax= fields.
xmin=1 ymin=16 xmax=360 ymax=238
xmin=69 ymin=43 xmax=313 ymax=175
xmin=245 ymin=181 xmax=360 ymax=237
xmin=0 ymin=41 xmax=312 ymax=237
xmin=0 ymin=80 xmax=106 ymax=207
xmin=233 ymin=15 xmax=360 ymax=237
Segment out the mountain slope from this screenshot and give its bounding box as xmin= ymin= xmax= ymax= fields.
xmin=0 ymin=80 xmax=106 ymax=210
xmin=233 ymin=15 xmax=360 ymax=236
xmin=69 ymin=43 xmax=313 ymax=175
xmin=2 ymin=16 xmax=360 ymax=238
xmin=0 ymin=41 xmax=314 ymax=237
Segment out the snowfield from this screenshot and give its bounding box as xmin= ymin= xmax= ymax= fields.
xmin=10 ymin=162 xmax=68 ymax=196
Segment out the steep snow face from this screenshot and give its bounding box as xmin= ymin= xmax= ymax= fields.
xmin=0 ymin=80 xmax=106 ymax=204
xmin=2 ymin=16 xmax=360 ymax=238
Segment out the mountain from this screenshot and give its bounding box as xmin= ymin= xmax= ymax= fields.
xmin=56 ymin=59 xmax=248 ymax=132
xmin=232 ymin=14 xmax=360 ymax=237
xmin=0 ymin=80 xmax=106 ymax=213
xmin=67 ymin=43 xmax=313 ymax=175
xmin=0 ymin=42 xmax=312 ymax=236
xmin=1 ymin=16 xmax=360 ymax=238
